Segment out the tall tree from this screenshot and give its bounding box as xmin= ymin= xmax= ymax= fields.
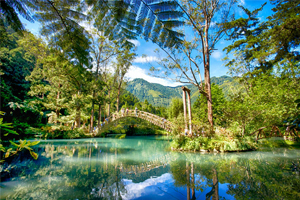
xmin=89 ymin=29 xmax=119 ymax=132
xmin=113 ymin=48 xmax=136 ymax=112
xmin=150 ymin=0 xmax=236 ymax=128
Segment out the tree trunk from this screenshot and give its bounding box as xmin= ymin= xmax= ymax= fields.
xmin=55 ymin=90 xmax=60 ymax=123
xmin=98 ymin=104 xmax=101 ymax=129
xmin=75 ymin=91 xmax=81 ymax=128
xmin=204 ymin=54 xmax=213 ymax=127
xmin=187 ymin=90 xmax=192 ymax=135
xmin=90 ymin=90 xmax=95 ymax=133
xmin=116 ymin=87 xmax=121 ymax=112
xmin=182 ymin=89 xmax=188 ymax=133
xmin=107 ymin=91 xmax=111 ymax=117
xmin=75 ymin=106 xmax=81 ymax=128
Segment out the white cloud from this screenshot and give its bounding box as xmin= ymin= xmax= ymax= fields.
xmin=121 ymin=173 xmax=174 ymax=200
xmin=134 ymin=56 xmax=159 ymax=63
xmin=129 ymin=39 xmax=140 ymax=47
xmin=211 ymin=51 xmax=223 ymax=59
xmin=239 ymin=0 xmax=245 ymax=5
xmin=126 ymin=66 xmax=182 ymax=87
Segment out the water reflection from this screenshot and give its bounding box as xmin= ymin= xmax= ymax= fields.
xmin=1 ymin=137 xmax=300 ymax=200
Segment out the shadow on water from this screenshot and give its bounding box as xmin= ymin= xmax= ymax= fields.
xmin=1 ymin=137 xmax=300 ymax=199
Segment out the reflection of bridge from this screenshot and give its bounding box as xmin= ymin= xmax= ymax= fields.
xmin=119 ymin=154 xmax=173 ymax=174
xmin=99 ymin=110 xmax=174 ymax=133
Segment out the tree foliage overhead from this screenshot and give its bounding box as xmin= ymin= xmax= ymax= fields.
xmin=88 ymin=0 xmax=185 ymax=49
xmin=31 ymin=0 xmax=91 ymax=66
xmin=0 ymin=0 xmax=34 ymax=35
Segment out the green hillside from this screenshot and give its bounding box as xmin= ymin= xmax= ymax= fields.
xmin=126 ymin=76 xmax=233 ymax=107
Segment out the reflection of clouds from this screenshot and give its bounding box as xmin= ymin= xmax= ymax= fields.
xmin=121 ymin=173 xmax=175 ymax=199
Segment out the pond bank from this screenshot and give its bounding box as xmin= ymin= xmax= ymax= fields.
xmin=170 ymin=135 xmax=300 ymax=153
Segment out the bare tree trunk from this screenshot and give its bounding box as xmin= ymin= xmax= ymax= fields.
xmin=182 ymin=89 xmax=188 ymax=133
xmin=187 ymin=90 xmax=192 ymax=135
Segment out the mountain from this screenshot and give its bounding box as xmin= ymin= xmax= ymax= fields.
xmin=126 ymin=76 xmax=233 ymax=107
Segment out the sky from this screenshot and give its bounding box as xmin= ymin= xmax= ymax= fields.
xmin=21 ymin=0 xmax=275 ymax=87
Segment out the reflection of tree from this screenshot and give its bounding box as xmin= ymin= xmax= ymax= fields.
xmin=6 ymin=142 xmax=127 ymax=199
xmin=5 ymin=138 xmax=171 ymax=199
xmin=5 ymin=139 xmax=300 ymax=199
xmin=170 ymin=150 xmax=300 ymax=200
xmin=205 ymin=169 xmax=218 ymax=200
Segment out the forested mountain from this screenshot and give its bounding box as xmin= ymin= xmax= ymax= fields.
xmin=126 ymin=76 xmax=233 ymax=107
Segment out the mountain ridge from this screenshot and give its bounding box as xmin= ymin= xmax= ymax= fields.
xmin=126 ymin=76 xmax=233 ymax=107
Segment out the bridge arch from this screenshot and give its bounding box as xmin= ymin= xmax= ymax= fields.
xmin=98 ymin=109 xmax=174 ymax=133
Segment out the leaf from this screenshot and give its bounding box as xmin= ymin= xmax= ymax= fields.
xmin=30 ymin=151 xmax=39 ymax=160
xmin=9 ymin=141 xmax=19 ymax=147
xmin=28 ymin=141 xmax=40 ymax=146
xmin=24 ymin=146 xmax=33 ymax=151
xmin=5 ymin=148 xmax=13 ymax=158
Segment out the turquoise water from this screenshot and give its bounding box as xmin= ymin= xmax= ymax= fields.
xmin=1 ymin=136 xmax=300 ymax=199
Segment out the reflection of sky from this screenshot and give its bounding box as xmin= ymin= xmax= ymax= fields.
xmin=121 ymin=173 xmax=235 ymax=200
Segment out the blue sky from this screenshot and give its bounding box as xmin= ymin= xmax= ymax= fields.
xmin=21 ymin=0 xmax=275 ymax=86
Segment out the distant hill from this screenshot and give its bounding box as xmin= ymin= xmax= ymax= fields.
xmin=126 ymin=76 xmax=233 ymax=107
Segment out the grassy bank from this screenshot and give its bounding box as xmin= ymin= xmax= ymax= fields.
xmin=170 ymin=135 xmax=300 ymax=152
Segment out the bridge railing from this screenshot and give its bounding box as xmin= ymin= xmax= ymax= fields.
xmin=99 ymin=109 xmax=174 ymax=133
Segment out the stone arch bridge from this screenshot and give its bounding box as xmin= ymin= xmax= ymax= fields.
xmin=97 ymin=109 xmax=174 ymax=133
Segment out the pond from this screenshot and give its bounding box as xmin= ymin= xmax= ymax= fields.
xmin=1 ymin=136 xmax=300 ymax=199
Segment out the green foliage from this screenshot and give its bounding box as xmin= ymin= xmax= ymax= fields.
xmin=168 ymin=98 xmax=183 ymax=119
xmin=38 ymin=125 xmax=89 ymax=139
xmin=171 ymin=134 xmax=257 ymax=152
xmin=0 ymin=111 xmax=40 ymax=162
xmin=193 ymin=83 xmax=226 ymax=126
xmin=223 ymin=70 xmax=299 ymax=135
xmin=0 ymin=112 xmax=18 ymax=137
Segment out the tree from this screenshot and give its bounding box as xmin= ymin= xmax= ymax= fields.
xmin=224 ymin=0 xmax=300 ymax=74
xmin=168 ymin=98 xmax=183 ymax=119
xmin=113 ymin=48 xmax=136 ymax=112
xmin=150 ymin=0 xmax=236 ymax=128
xmin=193 ymin=83 xmax=226 ymax=126
xmin=88 ymin=28 xmax=119 ymax=132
